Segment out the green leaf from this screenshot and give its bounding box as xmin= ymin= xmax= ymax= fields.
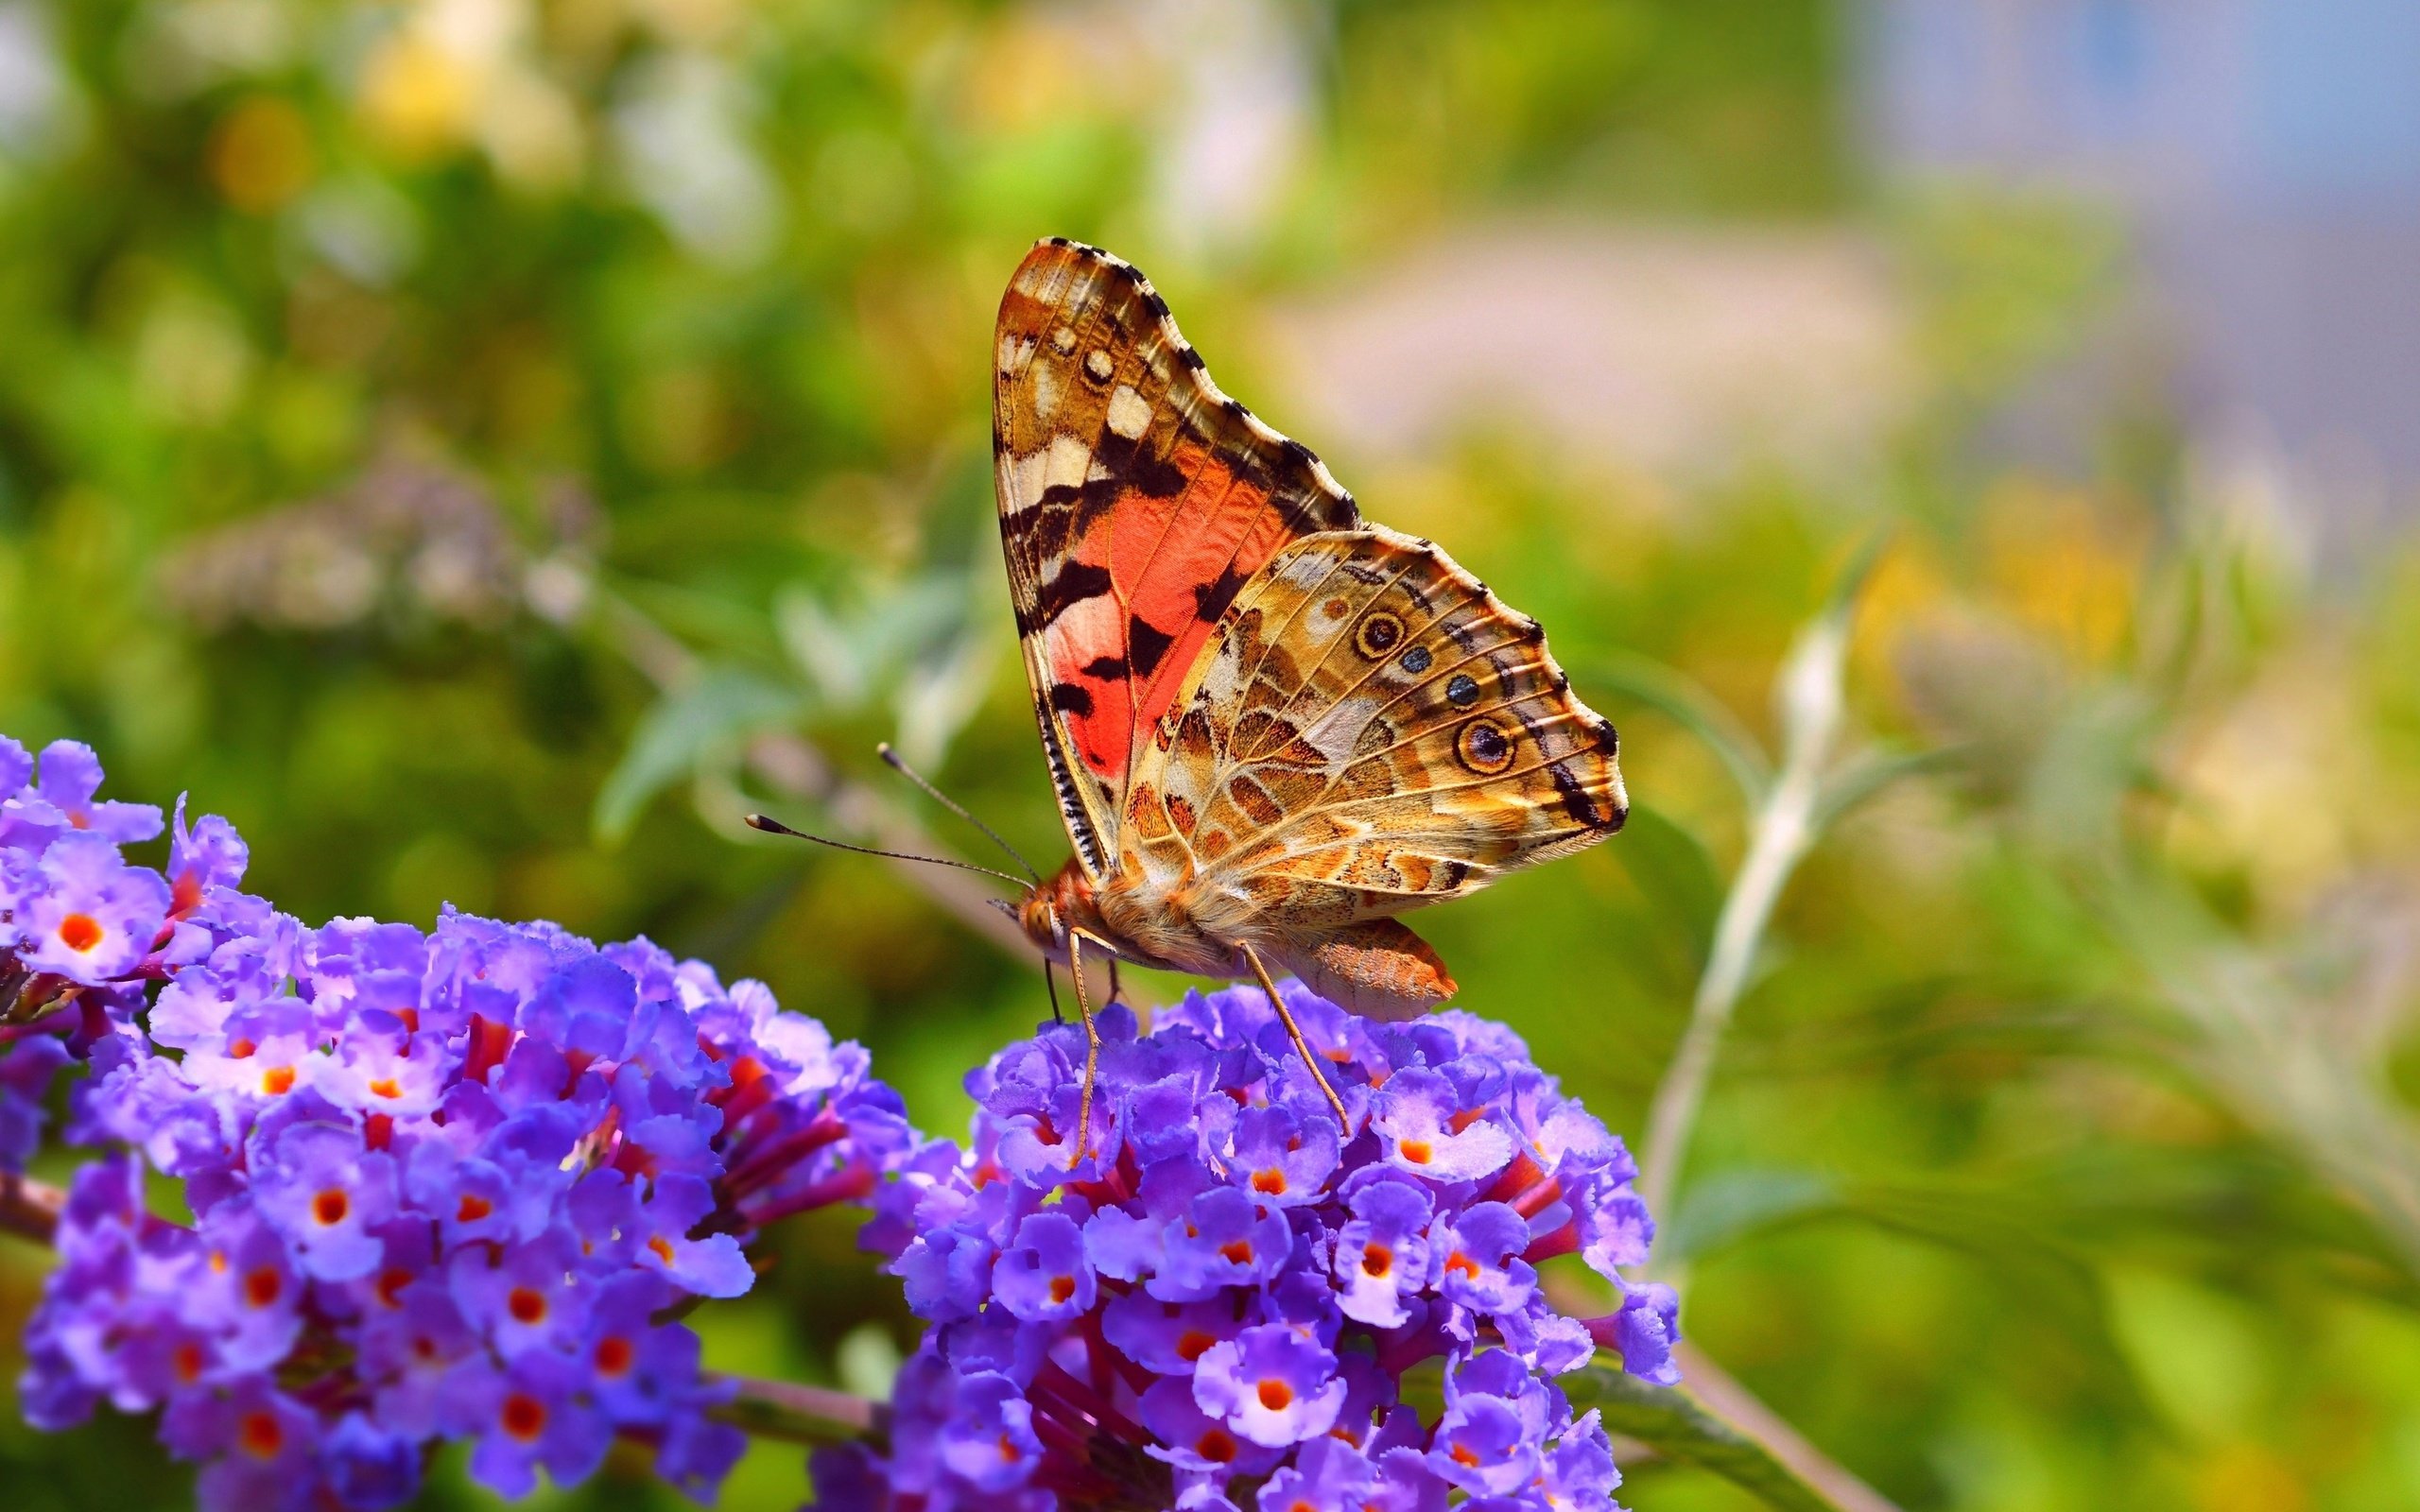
xmin=1661 ymin=1167 xmax=1840 ymax=1264
xmin=593 ymin=667 xmax=804 ymax=845
xmin=1611 ymin=801 xmax=1728 ymax=968
xmin=1563 ymin=1367 xmax=1861 ymax=1512
xmin=1588 ymin=653 xmax=1772 ymax=805
xmin=1837 ymin=1181 xmax=2164 ymax=1426
xmin=1816 ymin=525 xmax=1894 ymax=627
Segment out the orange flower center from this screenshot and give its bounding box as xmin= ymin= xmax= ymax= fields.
xmin=457 ymin=1194 xmax=493 ymax=1223
xmin=596 ymin=1335 xmax=634 ymax=1376
xmin=226 ymin=1039 xmax=255 ymax=1059
xmin=1452 ymin=1443 xmax=1481 ymax=1468
xmin=260 ymin=1066 xmax=295 ymax=1096
xmin=369 ymin=1077 xmax=403 ymax=1100
xmin=1196 ymin=1428 xmax=1237 ymax=1464
xmin=1251 ymin=1168 xmax=1288 ymax=1194
xmin=375 ymin=1268 xmax=413 ymax=1307
xmin=57 ymin=914 xmax=103 ymax=953
xmin=1445 ymin=1252 xmax=1479 ymax=1280
xmin=500 ymin=1393 xmax=545 ymax=1441
xmin=1257 ymin=1379 xmax=1293 ymax=1412
xmin=648 ymin=1235 xmax=677 ymax=1264
xmin=311 ymin=1190 xmax=349 ymax=1226
xmin=1361 ymin=1246 xmax=1393 ymax=1279
xmin=1048 ymin=1275 xmax=1076 ymax=1304
xmin=172 ymin=1342 xmax=204 ymax=1383
xmin=238 ymin=1410 xmax=283 ymax=1459
xmin=1219 ymin=1240 xmax=1253 ymax=1265
xmin=244 ymin=1267 xmax=282 ymax=1308
xmin=1399 ymin=1139 xmax=1433 ymax=1165
xmin=1176 ymin=1330 xmax=1216 ymax=1362
xmin=507 ymin=1287 xmax=546 ymax=1325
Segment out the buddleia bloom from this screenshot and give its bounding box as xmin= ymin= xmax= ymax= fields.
xmin=1 ymin=736 xmax=181 ymax=1171
xmin=7 ymin=732 xmax=928 ymax=1509
xmin=821 ymin=981 xmax=1679 ymax=1512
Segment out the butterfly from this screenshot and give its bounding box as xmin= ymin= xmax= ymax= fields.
xmin=993 ymin=238 xmax=1627 ymax=1150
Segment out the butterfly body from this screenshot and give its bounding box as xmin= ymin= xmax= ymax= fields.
xmin=1015 ymin=853 xmax=1250 ymax=981
xmin=995 ymin=238 xmax=1625 ymax=1032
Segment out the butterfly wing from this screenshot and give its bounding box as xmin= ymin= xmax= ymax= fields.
xmin=1115 ymin=524 xmax=1626 ymax=1011
xmin=994 ymin=239 xmax=1361 ymax=879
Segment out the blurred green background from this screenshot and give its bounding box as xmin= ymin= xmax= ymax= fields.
xmin=9 ymin=1 xmax=2420 ymax=1508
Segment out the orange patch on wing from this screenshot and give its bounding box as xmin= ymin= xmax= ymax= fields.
xmin=1123 ymin=447 xmax=1278 ymax=726
xmin=1052 ymin=447 xmax=1288 ymax=787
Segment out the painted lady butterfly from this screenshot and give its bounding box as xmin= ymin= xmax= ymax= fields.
xmin=994 ymin=239 xmax=1627 ymax=1143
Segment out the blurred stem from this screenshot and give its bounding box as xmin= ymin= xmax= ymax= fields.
xmin=589 ymin=585 xmax=1034 ymax=961
xmin=707 ymin=1374 xmax=886 ymax=1447
xmin=1637 ymin=612 xmax=1848 ymax=1223
xmin=0 ymin=1173 xmax=65 ymax=1246
xmin=1564 ymin=1351 xmax=1896 ymax=1512
xmin=1665 ymin=1344 xmax=1902 ymax=1512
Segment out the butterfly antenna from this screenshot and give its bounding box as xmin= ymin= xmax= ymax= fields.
xmin=743 ymin=814 xmax=1033 ymax=890
xmin=876 ymin=742 xmax=1042 ymax=884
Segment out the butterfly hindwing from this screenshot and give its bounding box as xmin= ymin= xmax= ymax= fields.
xmin=1116 ymin=525 xmax=1627 ymax=935
xmin=994 ymin=239 xmax=1360 ymax=879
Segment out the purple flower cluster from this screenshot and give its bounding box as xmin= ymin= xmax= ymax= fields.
xmin=1 ymin=737 xmax=182 ymax=1169
xmin=3 ymin=736 xmax=923 ymax=1508
xmin=823 ymin=982 xmax=1680 ymax=1512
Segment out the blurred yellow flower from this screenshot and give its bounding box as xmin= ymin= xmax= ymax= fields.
xmin=2169 ymin=655 xmax=2405 ymax=905
xmin=479 ymin=68 xmax=585 ymax=191
xmin=207 ymin=94 xmax=315 ymax=213
xmin=355 ymin=29 xmax=478 ymax=160
xmin=965 ymin=10 xmax=1155 ymax=133
xmin=1853 ymin=533 xmax=1950 ymax=700
xmin=1976 ymin=476 xmax=2144 ymax=668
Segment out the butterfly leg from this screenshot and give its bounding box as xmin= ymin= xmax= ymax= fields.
xmin=1240 ymin=942 xmax=1350 ymax=1129
xmin=1107 ymin=957 xmax=1124 ymax=1005
xmin=1042 ymin=959 xmax=1065 ymax=1025
xmin=1064 ymin=930 xmax=1103 ymax=1169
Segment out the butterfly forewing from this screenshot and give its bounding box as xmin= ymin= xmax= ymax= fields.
xmin=994 ymin=239 xmax=1359 ymax=880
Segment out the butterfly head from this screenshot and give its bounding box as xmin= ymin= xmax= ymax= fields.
xmin=1010 ymin=857 xmax=1108 ymax=965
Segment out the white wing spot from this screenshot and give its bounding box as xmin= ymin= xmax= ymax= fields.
xmin=1044 ymin=433 xmax=1092 ymax=490
xmin=1106 ymin=385 xmax=1150 ymax=439
xmin=1050 ymin=325 xmax=1077 ymax=353
xmin=1085 ymin=350 xmax=1115 ymax=383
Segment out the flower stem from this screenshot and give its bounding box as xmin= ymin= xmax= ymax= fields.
xmin=1664 ymin=1344 xmax=1902 ymax=1512
xmin=0 ymin=1173 xmax=66 ymax=1246
xmin=1637 ymin=613 xmax=1847 ymax=1226
xmin=705 ymin=1373 xmax=887 ymax=1446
